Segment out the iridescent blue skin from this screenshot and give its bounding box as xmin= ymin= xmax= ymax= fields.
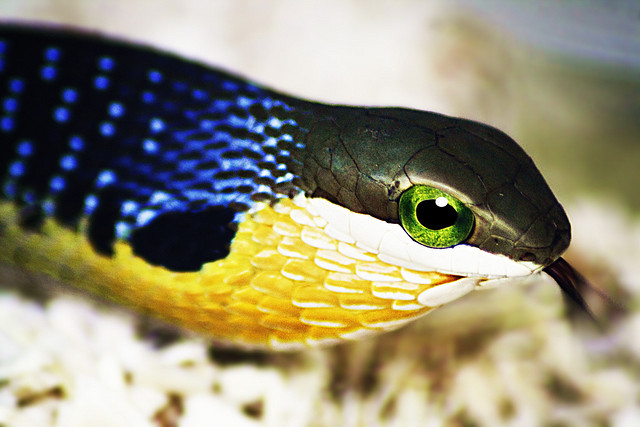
xmin=0 ymin=24 xmax=571 ymax=277
xmin=0 ymin=25 xmax=321 ymax=271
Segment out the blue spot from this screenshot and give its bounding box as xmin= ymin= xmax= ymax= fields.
xmin=96 ymin=170 xmax=116 ymax=188
xmin=60 ymin=154 xmax=77 ymax=171
xmin=227 ymin=115 xmax=245 ymax=127
xmin=270 ymin=100 xmax=292 ymax=111
xmin=98 ymin=56 xmax=114 ymax=71
xmin=42 ymin=200 xmax=55 ymax=216
xmin=142 ymin=91 xmax=155 ymax=103
xmin=142 ymin=138 xmax=159 ymax=154
xmin=50 ymin=176 xmax=65 ymax=192
xmin=213 ymin=99 xmax=232 ymax=110
xmin=17 ymin=140 xmax=33 ymax=156
xmin=84 ymin=195 xmax=98 ymax=214
xmin=150 ymin=118 xmax=165 ymax=133
xmin=256 ymin=169 xmax=270 ymax=179
xmin=192 ymin=88 xmax=207 ymax=100
xmin=148 ymin=69 xmax=163 ymax=83
xmin=69 ymin=135 xmax=84 ymax=151
xmin=3 ymin=182 xmax=17 ymax=198
xmin=136 ymin=210 xmax=157 ymax=227
xmin=108 ymin=102 xmax=124 ymax=117
xmin=200 ymin=119 xmax=216 ymax=130
xmin=263 ymin=154 xmax=276 ymax=163
xmin=94 ymin=75 xmax=109 ymax=90
xmin=268 ymin=117 xmax=283 ymax=129
xmin=258 ymin=98 xmax=272 ymax=109
xmin=0 ymin=40 xmax=5 ymax=54
xmin=237 ymin=96 xmax=252 ymax=108
xmin=173 ymin=81 xmax=187 ymax=92
xmin=3 ymin=98 xmax=17 ymax=113
xmin=100 ymin=122 xmax=115 ymax=137
xmin=121 ymin=200 xmax=138 ymax=215
xmin=9 ymin=79 xmax=24 ymax=93
xmin=222 ymin=81 xmax=239 ymax=91
xmin=9 ymin=161 xmax=24 ymax=177
xmin=1 ymin=117 xmax=13 ymax=132
xmin=62 ymin=88 xmax=78 ymax=103
xmin=149 ymin=191 xmax=170 ymax=204
xmin=245 ymin=84 xmax=260 ymax=94
xmin=252 ymin=123 xmax=265 ymax=134
xmin=279 ymin=133 xmax=294 ymax=143
xmin=115 ymin=222 xmax=130 ymax=239
xmin=276 ymin=172 xmax=293 ymax=184
xmin=54 ymin=107 xmax=70 ymax=123
xmin=45 ymin=47 xmax=60 ymax=61
xmin=41 ymin=65 xmax=56 ymax=81
xmin=23 ymin=191 xmax=36 ymax=204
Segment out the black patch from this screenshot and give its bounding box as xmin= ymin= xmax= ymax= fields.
xmin=87 ymin=188 xmax=125 ymax=256
xmin=171 ymin=172 xmax=195 ymax=182
xmin=270 ymin=105 xmax=290 ymax=120
xmin=189 ymin=181 xmax=215 ymax=190
xmin=248 ymin=103 xmax=269 ymax=121
xmin=255 ymin=177 xmax=275 ymax=187
xmin=227 ymin=126 xmax=253 ymax=140
xmin=220 ymin=150 xmax=244 ymax=160
xmin=236 ymin=185 xmax=254 ymax=194
xmin=185 ymin=131 xmax=215 ymax=142
xmin=193 ymin=160 xmax=221 ymax=171
xmin=202 ymin=141 xmax=229 ymax=150
xmin=236 ymin=169 xmax=257 ymax=178
xmin=129 ymin=206 xmax=236 ymax=272
xmin=55 ymin=174 xmax=98 ymax=226
xmin=276 ymin=140 xmax=294 ymax=151
xmin=213 ymin=170 xmax=237 ymax=180
xmin=263 ymin=126 xmax=281 ymax=138
xmin=240 ymin=149 xmax=262 ymax=161
xmin=247 ymin=131 xmax=265 ymax=143
xmin=227 ymin=106 xmax=249 ymax=119
xmin=256 ymin=161 xmax=276 ymax=171
xmin=19 ymin=204 xmax=45 ymax=230
xmin=177 ymin=150 xmax=207 ymax=161
xmin=228 ymin=202 xmax=249 ymax=212
xmin=250 ymin=192 xmax=276 ymax=203
xmin=262 ymin=146 xmax=279 ymax=156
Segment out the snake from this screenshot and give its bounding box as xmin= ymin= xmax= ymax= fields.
xmin=0 ymin=24 xmax=588 ymax=350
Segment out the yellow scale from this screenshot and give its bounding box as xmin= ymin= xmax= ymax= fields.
xmin=0 ymin=197 xmax=461 ymax=350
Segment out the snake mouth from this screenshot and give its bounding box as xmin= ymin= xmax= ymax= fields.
xmin=543 ymin=257 xmax=594 ymax=319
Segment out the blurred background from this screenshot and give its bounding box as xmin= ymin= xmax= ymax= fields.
xmin=1 ymin=1 xmax=639 ymax=426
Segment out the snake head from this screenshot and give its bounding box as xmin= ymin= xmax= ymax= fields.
xmin=302 ymin=106 xmax=571 ymax=278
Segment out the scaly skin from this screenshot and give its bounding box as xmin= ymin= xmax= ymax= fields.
xmin=0 ymin=24 xmax=572 ymax=349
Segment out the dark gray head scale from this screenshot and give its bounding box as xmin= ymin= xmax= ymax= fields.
xmin=298 ymin=106 xmax=570 ymax=267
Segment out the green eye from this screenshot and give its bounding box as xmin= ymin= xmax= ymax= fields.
xmin=398 ymin=185 xmax=474 ymax=248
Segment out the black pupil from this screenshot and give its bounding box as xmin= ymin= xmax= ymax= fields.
xmin=416 ymin=199 xmax=458 ymax=230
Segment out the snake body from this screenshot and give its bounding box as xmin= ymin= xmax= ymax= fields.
xmin=0 ymin=25 xmax=572 ymax=349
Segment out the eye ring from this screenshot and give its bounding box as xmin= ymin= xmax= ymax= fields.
xmin=398 ymin=185 xmax=474 ymax=248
